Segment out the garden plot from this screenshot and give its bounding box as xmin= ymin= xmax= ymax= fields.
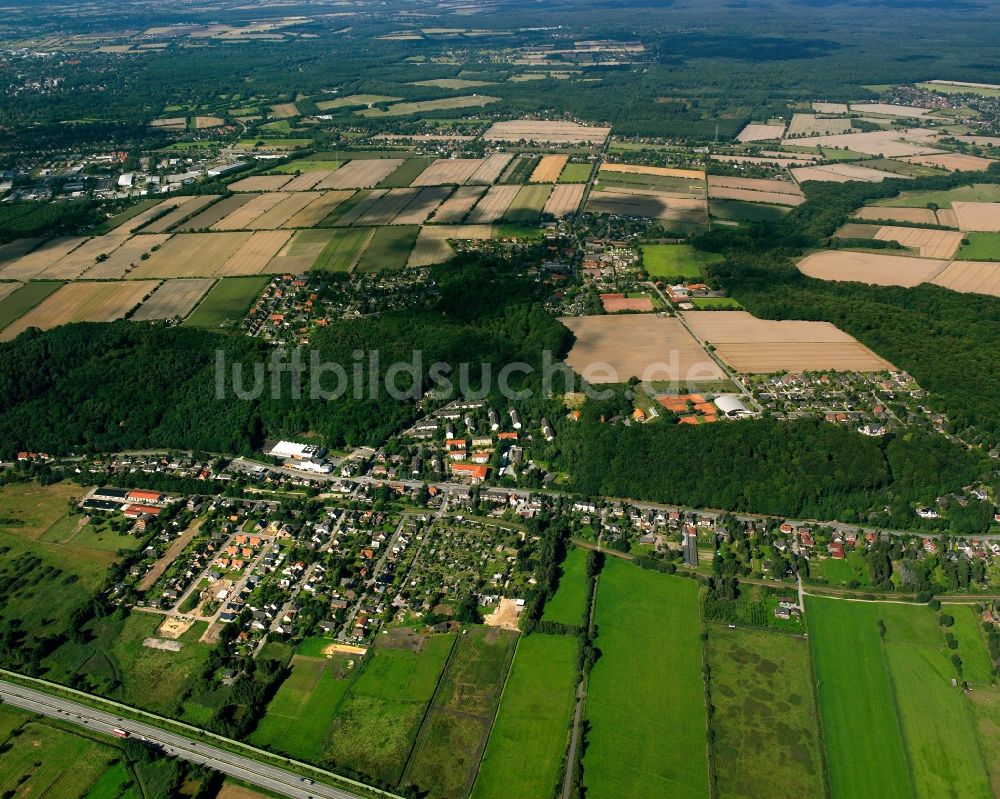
xmin=905 ymin=153 xmax=996 ymax=172
xmin=952 ymin=202 xmax=1000 ymax=232
xmin=797 ymin=250 xmax=948 ymax=286
xmin=560 ymin=315 xmax=724 ymax=383
xmin=852 ymin=206 xmax=940 ymax=225
xmin=786 ymin=114 xmax=854 ymax=137
xmin=873 ymin=225 xmax=964 ymax=258
xmin=792 ymin=163 xmax=908 ymax=183
xmin=482 ymin=119 xmax=611 ymax=144
xmin=218 ymin=230 xmax=293 ymax=275
xmin=229 ymin=174 xmax=293 ymax=192
xmin=407 ymin=225 xmax=492 ymax=267
xmin=529 ymin=154 xmax=569 ymax=183
xmin=429 ymin=185 xmax=485 ymax=223
xmin=0 ymin=280 xmax=160 ymax=340
xmin=468 ymin=153 xmax=514 ymax=185
xmin=143 ymin=195 xmax=222 ymax=233
xmin=930 ymin=261 xmax=1000 ymax=297
xmin=249 ymin=192 xmax=327 ymax=230
xmin=316 ymin=159 xmax=405 ymax=189
xmin=178 ymin=194 xmax=256 ymax=231
xmin=85 ymin=234 xmax=173 ymax=279
xmin=128 ymin=232 xmax=252 ymax=278
xmin=543 ymin=184 xmax=586 ymax=217
xmin=736 ymin=123 xmax=786 ymax=142
xmin=412 ymin=158 xmax=487 ymax=186
xmin=783 ymin=128 xmax=942 ymax=157
xmin=683 ymin=310 xmax=894 ymax=373
xmin=283 ymin=191 xmax=355 ymax=227
xmin=0 ymin=237 xmax=90 ymax=280
xmin=586 ymin=190 xmax=708 ymax=224
xmin=131 ymin=278 xmax=215 ymax=320
xmin=466 ymin=185 xmax=520 ymax=223
xmin=392 ymin=187 xmax=452 ymax=225
xmin=212 ymin=192 xmax=289 ymax=230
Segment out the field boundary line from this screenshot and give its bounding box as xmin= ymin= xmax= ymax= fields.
xmin=802 ymin=598 xmax=834 ymax=799
xmin=347 ymin=228 xmax=378 ymax=275
xmin=878 ymin=639 xmax=919 ymax=798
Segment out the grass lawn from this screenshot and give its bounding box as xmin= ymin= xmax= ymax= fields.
xmin=558 ymin=163 xmax=594 ymax=183
xmin=503 ymin=185 xmax=552 ymax=223
xmin=354 ymin=225 xmax=419 ymax=272
xmin=183 ymin=276 xmax=268 ymax=330
xmin=690 ymin=297 xmax=742 ymax=309
xmin=270 ymin=159 xmax=343 ymax=174
xmin=0 ymin=281 xmax=63 ymax=331
xmin=312 ymin=228 xmax=373 ymax=272
xmin=377 ymin=158 xmax=433 ymax=188
xmin=955 ymin=232 xmax=1000 ymax=261
xmin=471 ymin=634 xmax=578 ymax=799
xmin=949 ymin=605 xmax=995 ymax=684
xmin=873 ymin=183 xmax=1000 ymax=208
xmin=584 ymin=559 xmax=709 ymax=799
xmin=807 ymin=596 xmax=910 ymax=799
xmin=640 ymin=243 xmax=722 ymax=278
xmin=809 ymin=549 xmax=870 ymax=588
xmin=542 ymin=546 xmax=590 ymax=627
xmin=403 ymin=627 xmax=518 ymax=798
xmin=706 ymin=626 xmax=825 ymax=799
xmin=324 ymin=634 xmax=455 ymax=785
xmin=252 ymin=654 xmax=355 ymax=760
xmin=967 ymin=686 xmax=1000 ymax=795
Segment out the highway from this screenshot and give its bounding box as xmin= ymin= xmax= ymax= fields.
xmin=0 ymin=680 xmax=388 ymax=799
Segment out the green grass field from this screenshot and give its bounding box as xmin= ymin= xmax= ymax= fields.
xmin=558 ymin=163 xmax=594 ymax=183
xmin=873 ymin=183 xmax=1000 ymax=208
xmin=640 ymin=244 xmax=723 ymax=278
xmin=377 ymin=158 xmax=433 ymax=188
xmin=492 ymin=223 xmax=544 ymax=241
xmin=324 ymin=634 xmax=456 ymax=785
xmin=955 ymin=232 xmax=1000 ymax=261
xmin=403 ymin=627 xmax=518 ymax=798
xmin=709 ymin=198 xmax=791 ymax=222
xmin=183 ymin=276 xmax=268 ymax=329
xmin=917 ymin=82 xmax=1000 ymax=98
xmin=0 ymin=280 xmax=63 ymax=331
xmin=542 ymin=547 xmax=590 ymax=627
xmin=502 ymin=156 xmax=538 ymax=185
xmin=354 ymin=225 xmax=419 ymax=272
xmin=690 ymin=297 xmax=742 ymax=309
xmin=312 ymin=228 xmax=373 ymax=272
xmin=807 ymin=597 xmax=911 ymax=799
xmin=270 ymin=159 xmax=343 ymax=174
xmin=584 ymin=560 xmax=709 ymax=799
xmin=596 ymin=170 xmax=705 ymax=195
xmin=252 ymin=654 xmax=355 ymax=760
xmin=809 ymin=549 xmax=870 ymax=588
xmin=968 ymin=686 xmax=1000 ymax=794
xmin=949 ymin=605 xmax=995 ymax=684
xmin=471 ymin=633 xmax=578 ymax=799
xmin=504 ymin=185 xmax=552 ymax=223
xmin=706 ymin=626 xmax=825 ymax=799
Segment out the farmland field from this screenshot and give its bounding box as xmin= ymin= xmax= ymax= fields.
xmin=541 ymin=546 xmax=589 ymax=626
xmin=467 ymin=185 xmax=520 ymax=224
xmin=968 ymin=687 xmax=1000 ymax=795
xmin=130 ymin=232 xmax=252 ymax=278
xmin=430 ymin=185 xmax=486 ymax=223
xmin=482 ymin=119 xmax=610 ymax=144
xmin=707 ymin=626 xmax=825 ymax=799
xmin=85 ymin=234 xmax=173 ymax=279
xmin=312 ymin=228 xmax=374 ymax=272
xmin=597 ymin=169 xmax=705 ymax=196
xmin=183 ymin=275 xmax=269 ymax=329
xmin=931 ymin=260 xmax=1000 ymax=297
xmin=853 ymin=206 xmax=940 ymax=225
xmin=503 ymin=184 xmax=552 ymax=223
xmin=690 ymin=297 xmax=743 ymax=309
xmin=584 ymin=560 xmax=709 ymax=799
xmin=229 ymin=174 xmax=293 ymax=192
xmin=529 ymin=154 xmax=569 ymax=183
xmin=955 ymin=232 xmax=1000 ymax=260
xmin=317 ymin=159 xmax=405 ymax=190
xmin=948 ymin=605 xmax=995 ymax=684
xmin=177 ymin=194 xmax=256 ymax=231
xmin=641 ymin=243 xmax=723 ymax=277
xmin=586 ymin=190 xmax=707 ymax=226
xmin=315 ymin=94 xmax=401 ymax=110
xmin=95 ymin=197 xmax=164 ymax=234
xmin=142 ymin=195 xmax=221 ymax=233
xmin=470 ymin=634 xmax=578 ymax=799
xmin=952 ymin=202 xmax=1000 ymax=232
xmin=412 ymin=158 xmax=485 ymax=186
xmin=212 ymin=192 xmax=289 ymax=230
xmin=377 ymin=158 xmax=432 ymax=188
xmin=873 ymin=225 xmax=964 ymax=258
xmin=710 ymin=199 xmax=790 ymax=222
xmin=558 ymin=162 xmax=593 ymax=183
xmin=358 ymin=95 xmax=499 ymax=117
xmin=284 ymin=191 xmax=355 ymax=228
xmin=354 ymin=225 xmax=419 ymax=272
xmin=0 ymin=280 xmax=62 ymax=331
xmin=871 ymin=183 xmax=1000 ymax=208
xmin=131 ymin=278 xmax=215 ymax=321
xmin=407 ymin=225 xmax=492 ymax=267
xmin=797 ymin=250 xmax=949 ymax=288
xmin=271 ymin=159 xmax=343 ymax=175
xmin=543 ymin=184 xmax=585 ymax=217
xmin=0 ymin=237 xmax=89 ymax=280
xmin=220 ymin=230 xmax=293 ymax=274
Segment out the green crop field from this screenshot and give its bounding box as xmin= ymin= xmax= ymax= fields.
xmin=706 ymin=626 xmax=825 ymax=799
xmin=471 ymin=633 xmax=578 ymax=799
xmin=690 ymin=297 xmax=742 ymax=309
xmin=183 ymin=276 xmax=268 ymax=329
xmin=558 ymin=163 xmax=594 ymax=183
xmin=596 ymin=170 xmax=705 ymax=195
xmin=968 ymin=686 xmax=1000 ymax=794
xmin=270 ymin=159 xmax=344 ymax=174
xmin=312 ymin=228 xmax=373 ymax=272
xmin=324 ymin=634 xmax=456 ymax=785
xmin=949 ymin=605 xmax=995 ymax=684
xmin=377 ymin=158 xmax=433 ymax=188
xmin=584 ymin=560 xmax=709 ymax=799
xmin=354 ymin=225 xmax=419 ymax=272
xmin=403 ymin=627 xmax=518 ymax=798
xmin=709 ymin=199 xmax=790 ymax=222
xmin=236 ymin=138 xmax=311 ymax=150
xmin=808 ymin=597 xmax=910 ymax=799
xmin=504 ymin=185 xmax=552 ymax=223
xmin=252 ymin=654 xmax=355 ymax=760
xmin=503 ymin=156 xmax=539 ymax=185
xmin=0 ymin=281 xmax=63 ymax=331
xmin=542 ymin=546 xmax=590 ymax=626
xmin=872 ymin=183 xmax=1000 ymax=208
xmin=640 ymin=244 xmax=723 ymax=278
xmin=955 ymin=232 xmax=1000 ymax=261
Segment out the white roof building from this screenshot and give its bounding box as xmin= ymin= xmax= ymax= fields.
xmin=714 ymin=395 xmax=751 ymax=417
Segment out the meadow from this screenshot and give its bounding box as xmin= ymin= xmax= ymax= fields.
xmin=584 ymin=560 xmax=709 ymax=799
xmin=558 ymin=163 xmax=594 ymax=183
xmin=690 ymin=297 xmax=742 ymax=310
xmin=949 ymin=605 xmax=995 ymax=684
xmin=471 ymin=633 xmax=578 ymax=799
xmin=541 ymin=546 xmax=590 ymax=627
xmin=183 ymin=276 xmax=269 ymax=329
xmin=0 ymin=281 xmax=64 ymax=331
xmin=354 ymin=225 xmax=419 ymax=272
xmin=312 ymin=228 xmax=373 ymax=272
xmin=956 ymin=232 xmax=1000 ymax=261
xmin=641 ymin=244 xmax=715 ymax=279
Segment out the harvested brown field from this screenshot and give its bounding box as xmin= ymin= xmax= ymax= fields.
xmin=84 ymin=234 xmax=173 ymax=279
xmin=792 ymin=164 xmax=907 ymax=183
xmin=354 ymin=188 xmax=421 ymax=226
xmin=812 ymin=102 xmax=849 ymax=114
xmin=600 ymin=293 xmax=654 ymax=312
xmin=848 ymin=103 xmax=932 ymax=117
xmin=936 ymin=209 xmax=959 ymax=228
xmin=281 ymin=171 xmax=333 ymax=192
xmin=407 ymin=224 xmax=492 ymax=267
xmin=128 ymin=232 xmax=252 ymax=278
xmin=852 ymin=206 xmax=939 ymax=225
xmin=602 ymin=163 xmax=705 ymax=180
xmin=711 ymin=154 xmax=818 ymax=167
xmin=316 ymin=159 xmax=405 ymax=189
xmin=219 ymin=231 xmax=292 ymax=275
xmin=482 ymin=119 xmax=611 ymax=144
xmin=786 ymin=114 xmax=853 ymax=137
xmin=930 ymin=261 xmax=1000 ymax=297
xmin=873 ymin=225 xmax=964 ymax=258
xmin=269 ymin=102 xmax=299 ymax=118
xmin=178 ymin=194 xmax=256 ymax=231
xmin=228 ymin=174 xmax=293 ymax=192
xmin=951 ymin=202 xmax=1000 ymax=232
xmin=0 ymin=280 xmax=160 ymax=341
xmin=212 ymin=193 xmax=289 ymax=230
xmin=193 ymin=116 xmax=224 ymax=129
xmin=682 ymin=310 xmax=894 ymax=373
xmin=560 ymin=315 xmax=725 ymax=383
xmin=467 ymin=153 xmax=514 ymax=185
xmin=543 ymin=184 xmax=585 ymax=217
xmin=47 ymin=235 xmax=130 ymax=277
xmin=0 ymin=282 xmax=23 ymax=302
xmin=131 ymin=278 xmax=215 ymax=320
xmin=707 ymin=175 xmax=803 ymax=196
xmin=143 ymin=195 xmax=222 ymax=233
xmin=283 ymin=190 xmax=355 ymax=227
xmin=108 ymin=199 xmax=175 ymax=235
xmin=797 ymin=250 xmax=948 ymax=287
xmin=707 ymin=186 xmax=805 ymax=206
xmin=429 ymin=185 xmax=486 ymax=223
xmin=411 ymin=158 xmax=486 ymax=186
xmin=248 ymin=192 xmax=325 ymax=229
xmin=0 ymin=238 xmax=43 ymax=268
xmin=530 ymin=154 xmax=570 ymax=183
xmin=266 ymin=229 xmax=335 ymax=272
xmin=586 ymin=190 xmax=707 ymax=224
xmin=466 ymin=185 xmax=520 ymax=223
xmin=392 ymin=187 xmax=452 ymax=225
xmin=334 ymin=189 xmax=389 ymax=227
xmin=736 ymin=123 xmax=786 ymax=142
xmin=0 ymin=237 xmax=90 ymax=280
xmin=904 ymin=153 xmax=996 ymax=172
xmin=782 ymin=129 xmax=942 ymax=157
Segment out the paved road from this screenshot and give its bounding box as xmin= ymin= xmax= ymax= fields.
xmin=0 ymin=680 xmax=384 ymax=799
